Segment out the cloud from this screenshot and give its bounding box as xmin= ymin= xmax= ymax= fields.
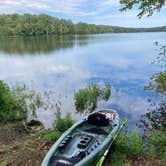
xmin=0 ymin=0 xmax=96 ymax=16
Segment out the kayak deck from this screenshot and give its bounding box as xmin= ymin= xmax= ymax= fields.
xmin=42 ymin=110 xmax=119 ymax=166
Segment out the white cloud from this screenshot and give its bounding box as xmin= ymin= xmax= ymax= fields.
xmin=102 ymin=0 xmax=120 ymax=7
xmin=0 ymin=0 xmax=96 ymax=16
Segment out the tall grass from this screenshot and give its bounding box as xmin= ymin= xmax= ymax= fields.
xmin=74 ymin=83 xmax=111 ymax=113
xmin=53 ymin=102 xmax=75 ymax=132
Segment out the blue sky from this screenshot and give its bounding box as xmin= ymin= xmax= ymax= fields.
xmin=0 ymin=0 xmax=165 ymax=27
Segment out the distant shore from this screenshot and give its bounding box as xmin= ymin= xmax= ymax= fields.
xmin=0 ymin=14 xmax=165 ymax=37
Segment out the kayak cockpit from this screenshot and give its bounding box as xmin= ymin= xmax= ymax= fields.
xmin=44 ymin=110 xmax=119 ymax=166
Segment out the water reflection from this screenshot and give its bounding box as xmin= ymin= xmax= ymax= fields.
xmin=0 ymin=32 xmax=166 ymax=129
xmin=0 ymin=35 xmax=90 ymax=55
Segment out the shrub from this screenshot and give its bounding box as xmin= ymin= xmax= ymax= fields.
xmin=146 ymin=130 xmax=166 ymax=159
xmin=114 ymin=131 xmax=143 ymax=158
xmin=74 ymin=83 xmax=111 ymax=113
xmin=0 ymin=80 xmax=27 ymax=122
xmin=53 ymin=104 xmax=74 ymax=132
xmin=110 ymin=151 xmax=127 ymax=166
xmin=0 ymin=80 xmax=60 ymax=123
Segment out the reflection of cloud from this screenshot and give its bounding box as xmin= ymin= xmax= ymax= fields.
xmin=99 ymin=88 xmax=149 ymax=116
xmin=0 ymin=33 xmax=163 ymax=128
xmin=98 ymin=88 xmax=150 ymax=130
xmin=0 ymin=51 xmax=91 ymax=86
xmin=99 ymin=55 xmax=135 ymax=68
xmin=45 ymin=65 xmax=70 ymax=73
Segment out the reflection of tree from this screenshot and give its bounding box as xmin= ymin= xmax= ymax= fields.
xmin=138 ymin=43 xmax=166 ymax=132
xmin=0 ymin=35 xmax=89 ymax=55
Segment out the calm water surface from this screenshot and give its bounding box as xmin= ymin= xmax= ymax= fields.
xmin=0 ymin=33 xmax=166 ymax=129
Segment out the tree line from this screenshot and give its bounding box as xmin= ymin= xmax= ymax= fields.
xmin=0 ymin=14 xmax=165 ymax=36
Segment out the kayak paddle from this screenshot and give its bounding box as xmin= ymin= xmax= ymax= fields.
xmin=96 ymin=119 xmax=128 ymax=166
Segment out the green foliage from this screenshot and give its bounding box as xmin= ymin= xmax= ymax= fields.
xmin=11 ymin=84 xmax=44 ymax=120
xmin=53 ymin=103 xmax=74 ymax=132
xmin=120 ymin=0 xmax=166 ymax=18
xmin=115 ymin=131 xmax=143 ymax=158
xmin=141 ymin=43 xmax=166 ymax=131
xmin=0 ymin=80 xmax=27 ymax=122
xmin=74 ymin=83 xmax=111 ymax=113
xmin=145 ymin=43 xmax=166 ymax=95
xmin=43 ymin=130 xmax=61 ymax=143
xmin=144 ymin=71 xmax=166 ymax=95
xmin=0 ymin=14 xmax=165 ymax=36
xmin=145 ymin=130 xmax=166 ymax=159
xmin=110 ymin=131 xmax=166 ymax=165
xmin=109 ymin=131 xmax=143 ymax=166
xmin=0 ymin=14 xmax=112 ymax=36
xmin=110 ymin=151 xmax=127 ymax=166
xmin=0 ymin=80 xmax=59 ymax=123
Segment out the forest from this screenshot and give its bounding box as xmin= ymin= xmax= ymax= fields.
xmin=0 ymin=14 xmax=166 ymax=36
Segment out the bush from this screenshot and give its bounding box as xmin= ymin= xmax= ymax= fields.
xmin=114 ymin=131 xmax=143 ymax=158
xmin=74 ymin=83 xmax=111 ymax=113
xmin=0 ymin=80 xmax=60 ymax=123
xmin=146 ymin=130 xmax=166 ymax=159
xmin=54 ymin=109 xmax=74 ymax=132
xmin=0 ymin=80 xmax=27 ymax=122
xmin=110 ymin=151 xmax=127 ymax=166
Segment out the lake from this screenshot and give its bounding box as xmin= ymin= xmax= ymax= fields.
xmin=0 ymin=32 xmax=166 ymax=130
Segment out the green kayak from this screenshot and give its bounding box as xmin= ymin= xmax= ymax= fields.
xmin=41 ymin=109 xmax=120 ymax=166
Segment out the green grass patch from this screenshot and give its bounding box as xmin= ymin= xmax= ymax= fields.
xmin=53 ymin=108 xmax=75 ymax=132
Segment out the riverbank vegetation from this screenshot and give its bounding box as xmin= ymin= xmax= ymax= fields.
xmin=1 ymin=1 xmax=166 ymax=165
xmin=0 ymin=14 xmax=166 ymax=36
xmin=0 ymin=80 xmax=166 ymax=165
xmin=74 ymin=83 xmax=111 ymax=113
xmin=0 ymin=121 xmax=165 ymax=166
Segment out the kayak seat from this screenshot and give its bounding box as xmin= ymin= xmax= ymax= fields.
xmin=49 ymin=151 xmax=85 ymax=166
xmin=87 ymin=113 xmax=109 ymax=126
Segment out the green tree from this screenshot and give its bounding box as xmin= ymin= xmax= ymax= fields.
xmin=120 ymin=0 xmax=166 ymax=17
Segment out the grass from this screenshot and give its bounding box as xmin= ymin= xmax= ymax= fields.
xmin=105 ymin=131 xmax=166 ymax=166
xmin=53 ymin=102 xmax=75 ymax=132
xmin=0 ymin=123 xmax=166 ymax=166
xmin=0 ymin=122 xmax=61 ymax=166
xmin=0 ymin=81 xmax=165 ymax=166
xmin=145 ymin=130 xmax=166 ymax=159
xmin=107 ymin=131 xmax=143 ymax=166
xmin=74 ymin=83 xmax=111 ymax=113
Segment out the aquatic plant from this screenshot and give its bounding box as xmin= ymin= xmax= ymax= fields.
xmin=53 ymin=102 xmax=74 ymax=132
xmin=0 ymin=80 xmax=60 ymax=123
xmin=74 ymin=83 xmax=111 ymax=113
